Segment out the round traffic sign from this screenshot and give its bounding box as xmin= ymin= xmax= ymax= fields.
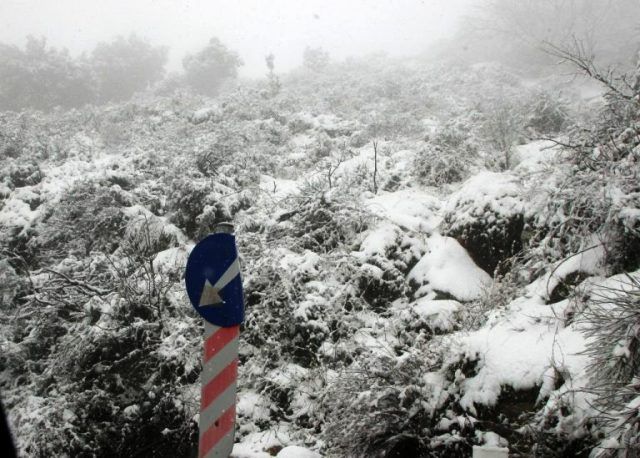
xmin=185 ymin=232 xmax=244 ymax=327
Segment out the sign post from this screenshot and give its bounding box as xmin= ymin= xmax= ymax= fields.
xmin=185 ymin=223 xmax=244 ymax=458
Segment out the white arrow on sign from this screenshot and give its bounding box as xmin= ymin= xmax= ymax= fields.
xmin=199 ymin=259 xmax=240 ymax=308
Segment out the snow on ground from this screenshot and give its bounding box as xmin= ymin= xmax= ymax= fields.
xmin=259 ymin=174 xmax=300 ymax=200
xmin=290 ymin=133 xmax=315 ymax=148
xmin=277 ymin=446 xmax=322 ymax=458
xmin=231 ymin=429 xmax=291 ymax=458
xmin=366 ymin=189 xmax=442 ymax=233
xmin=412 ymin=298 xmax=461 ymax=332
xmin=513 ymin=140 xmax=560 ymax=171
xmin=409 ymin=234 xmax=492 ymax=302
xmin=526 ymin=237 xmax=607 ymax=300
xmin=385 ymin=148 xmax=419 ymax=176
xmin=452 ymin=293 xmax=590 ymax=413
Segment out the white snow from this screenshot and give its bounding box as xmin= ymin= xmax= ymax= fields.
xmin=409 ymin=234 xmax=492 ymax=302
xmin=451 ymin=294 xmax=589 ymax=413
xmin=231 ymin=430 xmax=292 ymax=458
xmin=513 ymin=140 xmax=560 ymax=171
xmin=357 ymin=222 xmax=401 ymax=257
xmin=526 ymin=237 xmax=607 ymax=300
xmin=0 ymin=195 xmax=38 ymax=236
xmin=277 ymin=249 xmax=322 ymax=278
xmin=237 ymin=392 xmax=270 ymax=422
xmin=277 ymin=446 xmax=322 ymax=458
xmin=413 ymin=298 xmax=461 ymax=331
xmin=444 ymin=171 xmax=523 ymax=227
xmin=260 ymin=174 xmax=300 ymax=199
xmin=472 ymin=445 xmax=509 ymax=458
xmin=152 ymin=246 xmax=190 ymax=275
xmin=366 ymin=189 xmax=442 ymax=232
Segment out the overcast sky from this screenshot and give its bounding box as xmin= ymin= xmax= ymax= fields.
xmin=0 ymin=0 xmax=474 ymax=77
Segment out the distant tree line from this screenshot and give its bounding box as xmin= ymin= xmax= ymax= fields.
xmin=430 ymin=0 xmax=640 ymax=74
xmin=0 ymin=34 xmax=243 ymax=111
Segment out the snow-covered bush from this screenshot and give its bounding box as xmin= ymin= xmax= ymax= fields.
xmin=194 ymin=121 xmax=249 ymax=176
xmin=166 ymin=178 xmax=229 ymax=240
xmin=413 ymin=146 xmax=470 ymax=187
xmin=356 ymin=255 xmax=407 ymax=312
xmin=579 ymin=274 xmax=640 ymax=457
xmin=322 ymin=345 xmax=481 ymax=458
xmin=0 ymin=257 xmax=27 ymax=308
xmin=32 ymin=180 xmax=129 ymax=262
xmin=526 ymin=159 xmax=640 ymax=276
xmin=243 ymin=260 xmax=330 ymax=369
xmin=413 ymin=122 xmax=478 ymax=186
xmin=323 ymin=352 xmax=439 ymax=457
xmin=122 ymin=212 xmax=179 ymax=259
xmin=525 ymin=90 xmax=569 ymax=136
xmin=2 ymin=160 xmax=43 ymax=188
xmin=441 ymin=172 xmax=525 ymax=276
xmin=281 ymin=194 xmax=369 ymax=253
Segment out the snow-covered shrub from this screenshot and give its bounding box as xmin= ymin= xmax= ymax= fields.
xmin=166 ymin=178 xmax=229 ymax=240
xmin=322 ymin=349 xmax=459 ymax=458
xmin=476 ymin=92 xmax=527 ymax=170
xmin=288 ymin=114 xmax=314 ymax=135
xmin=441 ymin=172 xmax=525 ymax=276
xmin=356 ymin=255 xmax=407 ymax=313
xmin=194 ymin=146 xmax=226 ymax=177
xmin=259 ymin=118 xmax=291 ymax=146
xmin=122 ymin=212 xmax=179 ymax=259
xmin=367 ymin=110 xmax=423 ymax=139
xmin=2 ymin=160 xmax=43 ymax=188
xmin=525 ymin=90 xmax=569 ymax=136
xmin=579 ymin=274 xmax=640 ymax=457
xmin=413 ymin=146 xmax=470 ymax=186
xmin=4 ymin=239 xmax=200 ymax=456
xmin=194 ymin=121 xmax=250 ymax=177
xmin=413 ymin=123 xmax=478 ymax=186
xmin=288 ymin=196 xmax=368 ymax=253
xmin=10 ymin=292 xmax=199 ymax=457
xmin=98 ymin=118 xmax=132 ymax=147
xmin=195 ymin=201 xmax=232 ymax=240
xmin=526 ymin=161 xmax=640 ymax=274
xmin=243 ymin=261 xmax=330 ymax=369
xmin=32 ymin=180 xmax=129 ymax=262
xmin=0 ymin=257 xmax=27 ymax=308
xmin=458 ymin=270 xmax=521 ymax=330
xmin=312 ymin=131 xmax=333 ymax=159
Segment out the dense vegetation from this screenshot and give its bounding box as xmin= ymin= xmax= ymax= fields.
xmin=1 ymin=3 xmax=640 ymax=456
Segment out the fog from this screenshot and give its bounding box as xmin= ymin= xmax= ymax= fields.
xmin=0 ymin=0 xmax=473 ymax=77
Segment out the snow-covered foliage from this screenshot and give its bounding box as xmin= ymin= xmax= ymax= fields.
xmin=1 ymin=49 xmax=639 ymax=458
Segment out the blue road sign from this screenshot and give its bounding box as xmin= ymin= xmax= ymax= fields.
xmin=185 ymin=233 xmax=244 ymax=327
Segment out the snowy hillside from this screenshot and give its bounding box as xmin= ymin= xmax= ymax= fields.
xmin=1 ymin=53 xmax=640 ymax=458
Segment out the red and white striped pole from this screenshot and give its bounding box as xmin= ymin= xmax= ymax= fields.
xmin=185 ymin=223 xmax=244 ymax=458
xmin=199 ymin=321 xmax=239 ymax=457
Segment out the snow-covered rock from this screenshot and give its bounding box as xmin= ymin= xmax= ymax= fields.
xmin=408 ymin=234 xmax=492 ymax=302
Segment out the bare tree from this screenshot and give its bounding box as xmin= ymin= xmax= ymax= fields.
xmin=543 ymin=37 xmax=635 ymax=101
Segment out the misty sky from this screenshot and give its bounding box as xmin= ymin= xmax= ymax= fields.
xmin=0 ymin=0 xmax=473 ymax=77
